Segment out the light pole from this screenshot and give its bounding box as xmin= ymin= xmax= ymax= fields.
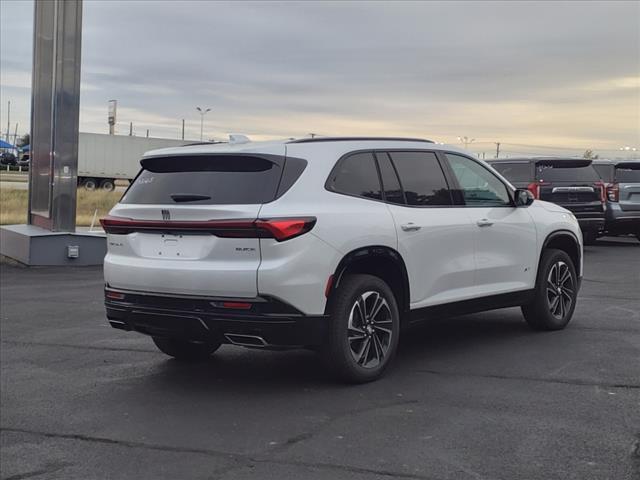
xmin=196 ymin=107 xmax=211 ymax=141
xmin=619 ymin=146 xmax=638 ymax=159
xmin=458 ymin=136 xmax=475 ymax=149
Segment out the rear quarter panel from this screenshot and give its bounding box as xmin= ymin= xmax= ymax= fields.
xmin=256 ymin=143 xmax=399 ymax=314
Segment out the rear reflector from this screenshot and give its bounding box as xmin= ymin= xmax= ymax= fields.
xmin=105 ymin=290 xmax=126 ymax=300
xmin=100 ymin=215 xmax=316 ymax=242
xmin=220 ymin=301 xmax=252 ymax=310
xmin=325 ymin=275 xmax=334 ymax=298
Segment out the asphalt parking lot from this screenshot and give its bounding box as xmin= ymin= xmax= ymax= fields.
xmin=1 ymin=238 xmax=639 ymax=480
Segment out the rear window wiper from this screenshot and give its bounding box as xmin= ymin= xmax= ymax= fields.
xmin=170 ymin=194 xmax=212 ymax=202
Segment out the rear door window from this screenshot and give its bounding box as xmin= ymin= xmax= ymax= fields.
xmin=491 ymin=162 xmax=531 ymax=182
xmin=327 ymin=152 xmax=383 ymax=200
xmin=121 ymin=155 xmax=284 ymax=205
xmin=388 ymin=151 xmax=452 ymax=206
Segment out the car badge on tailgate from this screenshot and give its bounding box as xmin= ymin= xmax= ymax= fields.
xmin=161 ymin=209 xmax=171 ymax=221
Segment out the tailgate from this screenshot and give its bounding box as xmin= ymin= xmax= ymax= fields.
xmin=615 ymin=163 xmax=640 ymax=211
xmin=536 ymin=159 xmax=603 ymax=213
xmin=104 ymin=150 xmax=286 ymax=297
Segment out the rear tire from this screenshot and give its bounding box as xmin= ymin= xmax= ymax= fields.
xmin=99 ymin=178 xmax=115 ymax=191
xmin=82 ymin=177 xmax=98 ymax=191
xmin=522 ymin=249 xmax=578 ymax=331
xmin=152 ymin=337 xmax=221 ymax=361
xmin=323 ymin=274 xmax=400 ymax=383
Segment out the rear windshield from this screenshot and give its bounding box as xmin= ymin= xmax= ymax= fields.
xmin=491 ymin=163 xmax=531 ymax=182
xmin=535 ymin=164 xmax=599 ymax=182
xmin=615 ymin=166 xmax=640 ymax=183
xmin=121 ymin=155 xmax=283 ymax=205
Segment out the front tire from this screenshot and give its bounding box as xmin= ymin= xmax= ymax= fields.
xmin=323 ymin=274 xmax=400 ymax=383
xmin=522 ymin=249 xmax=578 ymax=331
xmin=152 ymin=337 xmax=221 ymax=361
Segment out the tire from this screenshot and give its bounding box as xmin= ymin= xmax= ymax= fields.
xmin=522 ymin=249 xmax=578 ymax=331
xmin=323 ymin=274 xmax=400 ymax=383
xmin=583 ymin=231 xmax=598 ymax=245
xmin=152 ymin=337 xmax=221 ymax=361
xmin=82 ymin=178 xmax=98 ymax=191
xmin=99 ymin=178 xmax=115 ymax=191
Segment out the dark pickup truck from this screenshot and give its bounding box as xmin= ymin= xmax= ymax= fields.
xmin=489 ymin=157 xmax=605 ymax=243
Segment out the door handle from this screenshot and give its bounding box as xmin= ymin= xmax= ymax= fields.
xmin=400 ymin=222 xmax=421 ymax=232
xmin=476 ymin=218 xmax=494 ymax=227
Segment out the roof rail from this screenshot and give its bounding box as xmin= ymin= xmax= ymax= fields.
xmin=287 ymin=136 xmax=434 ymax=144
xmin=181 ymin=141 xmax=227 ymax=147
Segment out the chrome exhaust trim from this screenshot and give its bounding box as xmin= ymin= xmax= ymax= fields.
xmin=224 ymin=333 xmax=268 ymax=348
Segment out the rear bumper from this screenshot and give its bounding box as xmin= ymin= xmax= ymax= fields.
xmin=575 ymin=216 xmax=605 ymax=233
xmin=105 ymin=288 xmax=329 ymax=348
xmin=604 ymin=204 xmax=640 ymax=233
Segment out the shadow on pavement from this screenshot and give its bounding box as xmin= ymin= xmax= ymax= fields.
xmin=131 ymin=310 xmax=531 ymax=393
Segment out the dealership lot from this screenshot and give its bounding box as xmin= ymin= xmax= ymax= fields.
xmin=1 ymin=238 xmax=638 ymax=480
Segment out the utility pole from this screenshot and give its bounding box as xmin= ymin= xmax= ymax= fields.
xmin=181 ymin=119 xmax=185 ymax=140
xmin=13 ymin=123 xmax=18 ymax=145
xmin=5 ymin=100 xmax=10 ymax=142
xmin=196 ymin=107 xmax=211 ymax=141
xmin=495 ymin=142 xmax=501 ymax=158
xmin=129 ymin=122 xmax=133 ymax=136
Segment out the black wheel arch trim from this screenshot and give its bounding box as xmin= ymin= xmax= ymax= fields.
xmin=327 ymin=245 xmax=411 ymax=316
xmin=541 ymin=229 xmax=582 ymax=277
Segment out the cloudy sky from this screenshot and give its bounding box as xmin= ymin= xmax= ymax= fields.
xmin=1 ymin=0 xmax=638 ymax=157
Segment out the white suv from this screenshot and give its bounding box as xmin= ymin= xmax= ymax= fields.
xmin=102 ymin=137 xmax=583 ymax=382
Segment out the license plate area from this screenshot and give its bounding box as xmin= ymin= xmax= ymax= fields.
xmin=139 ymin=233 xmax=212 ymax=260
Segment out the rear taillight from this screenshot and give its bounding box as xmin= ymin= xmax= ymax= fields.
xmin=594 ymin=181 xmax=606 ymax=203
xmin=255 ymin=218 xmax=316 ymax=241
xmin=527 ymin=182 xmax=540 ymax=199
xmin=105 ymin=290 xmax=125 ymax=300
xmin=606 ymin=183 xmax=619 ymax=202
xmin=100 ymin=215 xmax=316 ymax=242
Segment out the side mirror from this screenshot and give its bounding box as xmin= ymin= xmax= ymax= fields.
xmin=514 ymin=188 xmax=535 ymax=207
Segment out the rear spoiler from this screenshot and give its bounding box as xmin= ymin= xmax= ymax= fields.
xmin=140 ymin=154 xmax=282 ymax=173
xmin=535 ymin=159 xmax=592 ymax=168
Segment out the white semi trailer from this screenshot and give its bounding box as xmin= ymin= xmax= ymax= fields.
xmin=78 ymin=132 xmax=190 ymax=190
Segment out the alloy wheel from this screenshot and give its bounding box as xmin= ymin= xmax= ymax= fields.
xmin=347 ymin=291 xmax=393 ymax=368
xmin=546 ymin=261 xmax=574 ymax=320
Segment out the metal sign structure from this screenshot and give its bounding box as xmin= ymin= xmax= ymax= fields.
xmin=108 ymin=99 xmax=117 ymax=134
xmin=29 ymin=0 xmax=83 ymax=232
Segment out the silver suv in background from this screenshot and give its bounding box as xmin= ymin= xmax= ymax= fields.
xmin=592 ymin=159 xmax=640 ymax=241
